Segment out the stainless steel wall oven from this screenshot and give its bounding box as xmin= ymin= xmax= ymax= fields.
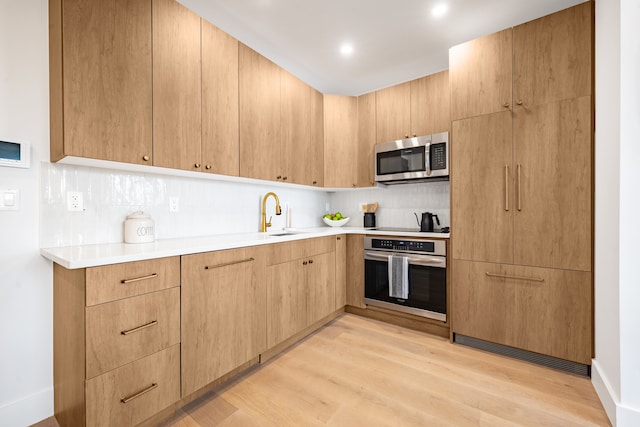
xmin=364 ymin=236 xmax=446 ymax=321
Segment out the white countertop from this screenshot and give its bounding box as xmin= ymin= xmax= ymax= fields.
xmin=40 ymin=227 xmax=449 ymax=269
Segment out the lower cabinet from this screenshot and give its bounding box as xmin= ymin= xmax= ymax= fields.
xmin=181 ymin=247 xmax=267 ymax=397
xmin=266 ymin=237 xmax=336 ymax=348
xmin=335 ymin=235 xmax=347 ymax=309
xmin=452 ymin=259 xmax=592 ymax=364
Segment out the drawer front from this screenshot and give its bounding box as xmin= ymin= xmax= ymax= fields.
xmin=86 ymin=288 xmax=180 ymax=379
xmin=452 ymin=260 xmax=592 ymax=364
xmin=86 ymin=345 xmax=180 ymax=427
xmin=86 ymin=257 xmax=180 ymax=306
xmin=268 ymin=236 xmax=335 ymax=265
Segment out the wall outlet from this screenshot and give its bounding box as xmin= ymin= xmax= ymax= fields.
xmin=67 ymin=191 xmax=84 ymax=212
xmin=169 ymin=196 xmax=180 ymax=213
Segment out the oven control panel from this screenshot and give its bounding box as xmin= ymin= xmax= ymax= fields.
xmin=365 ymin=237 xmax=446 ymax=256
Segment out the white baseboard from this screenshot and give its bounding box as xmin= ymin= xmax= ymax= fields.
xmin=592 ymin=359 xmax=640 ymax=427
xmin=0 ymin=387 xmax=53 ymax=427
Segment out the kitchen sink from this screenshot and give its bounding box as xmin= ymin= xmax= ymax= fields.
xmin=267 ymin=230 xmax=309 ymax=237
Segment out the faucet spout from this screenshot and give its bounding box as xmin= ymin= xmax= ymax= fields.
xmin=261 ymin=192 xmax=282 ymax=232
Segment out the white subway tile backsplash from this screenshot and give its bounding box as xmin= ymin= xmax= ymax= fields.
xmin=40 ymin=163 xmax=450 ymax=247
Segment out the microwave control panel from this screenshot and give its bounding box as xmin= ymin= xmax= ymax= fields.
xmin=430 ymin=143 xmax=446 ymax=170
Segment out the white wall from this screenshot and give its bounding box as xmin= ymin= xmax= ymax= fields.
xmin=0 ymin=1 xmax=54 ymax=425
xmin=593 ymin=0 xmax=640 ymax=425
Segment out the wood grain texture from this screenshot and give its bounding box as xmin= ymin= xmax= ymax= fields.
xmin=239 ymin=44 xmax=281 ymax=181
xmin=181 ymin=247 xmax=267 ymax=397
xmin=201 ymin=19 xmax=239 ymax=176
xmin=514 ymin=2 xmax=593 ymax=109
xmin=267 ymin=259 xmax=307 ymax=348
xmin=335 ymin=235 xmax=347 ymax=309
xmin=281 ymin=70 xmax=312 ymax=185
xmin=451 ymin=111 xmax=514 ymax=263
xmin=85 ymin=288 xmax=180 ymax=379
xmin=158 ymin=314 xmax=609 ymax=427
xmin=346 ymin=305 xmax=449 ymax=338
xmin=375 ymin=81 xmax=411 ymax=142
xmin=53 ymin=264 xmax=86 ymax=427
xmin=152 ymin=0 xmax=202 ymax=171
xmin=49 ymin=0 xmax=64 ymax=162
xmin=410 ymin=70 xmax=451 ymax=135
xmin=309 ymin=88 xmax=325 ymax=186
xmin=345 ymin=234 xmax=365 ymax=308
xmin=266 ymin=236 xmax=335 ymax=266
xmin=85 ymin=257 xmax=180 ymax=306
xmin=449 ymin=28 xmax=513 ymax=121
xmin=356 ymin=92 xmax=376 ymax=187
xmin=85 ymin=345 xmax=180 ymax=427
xmin=307 ymin=252 xmax=336 ymax=325
xmin=452 ymin=260 xmax=593 ymax=364
xmin=60 ymin=0 xmax=152 ymax=164
xmin=514 ymin=96 xmax=592 ymax=271
xmin=323 ymin=94 xmax=358 ymax=187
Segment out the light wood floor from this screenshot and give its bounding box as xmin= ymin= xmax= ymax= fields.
xmin=159 ymin=314 xmax=610 ymax=427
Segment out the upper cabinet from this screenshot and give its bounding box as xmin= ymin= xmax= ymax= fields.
xmin=152 ymin=0 xmax=202 ymax=171
xmin=375 ymin=70 xmax=450 ymax=143
xmin=450 ymin=2 xmax=592 ymax=121
xmin=323 ymin=95 xmax=358 ymax=188
xmin=49 ymin=0 xmax=153 ymax=164
xmin=201 ymin=20 xmax=240 ymax=176
xmin=356 ymin=92 xmax=376 ymax=187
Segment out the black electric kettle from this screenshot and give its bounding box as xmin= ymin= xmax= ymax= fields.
xmin=414 ymin=212 xmax=440 ymax=232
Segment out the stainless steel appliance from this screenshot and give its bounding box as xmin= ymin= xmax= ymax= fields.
xmin=364 ymin=236 xmax=446 ymax=321
xmin=374 ymin=132 xmax=449 ymax=184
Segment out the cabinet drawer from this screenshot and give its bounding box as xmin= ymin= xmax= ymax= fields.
xmin=86 ymin=288 xmax=180 ymax=379
xmin=452 ymin=260 xmax=592 ymax=364
xmin=267 ymin=236 xmax=335 ymax=265
xmin=86 ymin=257 xmax=180 ymax=306
xmin=86 ymin=345 xmax=180 ymax=427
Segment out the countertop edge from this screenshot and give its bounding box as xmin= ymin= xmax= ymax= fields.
xmin=41 ymin=227 xmax=450 ymax=269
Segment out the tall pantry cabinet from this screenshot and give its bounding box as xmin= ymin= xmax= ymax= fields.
xmin=450 ymin=2 xmax=593 ymax=365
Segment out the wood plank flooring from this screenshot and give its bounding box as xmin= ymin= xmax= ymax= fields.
xmin=159 ymin=314 xmax=610 ymax=427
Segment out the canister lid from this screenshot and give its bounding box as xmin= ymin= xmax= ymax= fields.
xmin=126 ymin=211 xmax=151 ymax=219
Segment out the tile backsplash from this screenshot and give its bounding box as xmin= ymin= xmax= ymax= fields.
xmin=40 ymin=162 xmax=450 ymax=247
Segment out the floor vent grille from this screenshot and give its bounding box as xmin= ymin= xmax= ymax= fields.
xmin=453 ymin=334 xmax=591 ymax=377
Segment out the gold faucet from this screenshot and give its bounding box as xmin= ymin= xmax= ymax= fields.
xmin=261 ymin=192 xmax=282 ymax=232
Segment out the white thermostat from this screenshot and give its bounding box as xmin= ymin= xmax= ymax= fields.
xmin=0 ymin=139 xmax=30 ymax=168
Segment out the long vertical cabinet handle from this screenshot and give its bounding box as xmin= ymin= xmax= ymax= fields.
xmin=504 ymin=165 xmax=509 ymax=211
xmin=517 ymin=164 xmax=522 ymax=211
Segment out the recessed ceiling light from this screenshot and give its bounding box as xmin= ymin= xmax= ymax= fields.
xmin=340 ymin=43 xmax=353 ymax=56
xmin=431 ymin=3 xmax=448 ymax=18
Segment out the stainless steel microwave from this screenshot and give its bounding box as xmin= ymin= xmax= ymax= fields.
xmin=374 ymin=132 xmax=449 ymax=184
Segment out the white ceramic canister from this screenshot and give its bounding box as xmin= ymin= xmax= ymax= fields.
xmin=124 ymin=211 xmax=155 ymax=243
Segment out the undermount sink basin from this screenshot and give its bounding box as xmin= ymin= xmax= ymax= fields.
xmin=267 ymin=230 xmax=309 ymax=237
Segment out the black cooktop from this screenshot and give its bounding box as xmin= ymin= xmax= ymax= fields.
xmin=367 ymin=227 xmax=449 ymax=233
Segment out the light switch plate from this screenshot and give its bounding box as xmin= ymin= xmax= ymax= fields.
xmin=0 ymin=189 xmax=19 ymax=211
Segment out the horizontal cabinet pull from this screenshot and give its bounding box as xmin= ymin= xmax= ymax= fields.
xmin=121 ymin=273 xmax=158 ymax=284
xmin=121 ymin=320 xmax=158 ymax=335
xmin=121 ymin=383 xmax=158 ymax=404
xmin=205 ymin=257 xmax=255 ymax=270
xmin=485 ymin=272 xmax=545 ymax=282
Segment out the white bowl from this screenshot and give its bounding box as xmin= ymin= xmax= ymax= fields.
xmin=322 ymin=217 xmax=350 ymax=227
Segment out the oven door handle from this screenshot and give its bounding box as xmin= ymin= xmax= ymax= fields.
xmin=364 ymin=250 xmax=446 ymax=268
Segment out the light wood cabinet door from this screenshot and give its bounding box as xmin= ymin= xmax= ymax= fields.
xmin=85 ymin=345 xmax=180 ymax=427
xmin=281 ymin=70 xmax=311 ymax=185
xmin=513 ymin=97 xmax=592 ymax=271
xmin=376 ymin=81 xmax=411 ymax=142
xmin=51 ymin=0 xmax=152 ymax=164
xmin=335 ymin=235 xmax=347 ymax=309
xmin=181 ymin=248 xmax=266 ymax=396
xmin=309 ymin=88 xmax=325 ymax=186
xmin=357 ymin=92 xmax=376 ymax=187
xmin=267 ymin=259 xmax=306 ymax=348
xmin=513 ymin=2 xmax=592 ymax=109
xmin=449 ymin=28 xmax=513 ymax=121
xmin=85 ymin=288 xmax=180 ymax=379
xmin=323 ymin=95 xmax=358 ymax=188
xmin=201 ymin=20 xmax=239 ymax=176
xmin=451 ymin=111 xmax=514 ymax=264
xmin=452 ymin=260 xmax=592 ymax=364
xmin=239 ymin=44 xmax=281 ymax=181
xmin=307 ymin=252 xmax=336 ymax=325
xmin=152 ymin=0 xmax=202 ymax=171
xmin=410 ymin=70 xmax=451 ymax=135
xmin=346 ymin=234 xmax=365 ymax=308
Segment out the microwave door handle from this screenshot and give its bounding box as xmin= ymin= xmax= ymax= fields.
xmin=425 ymin=142 xmax=431 ymax=176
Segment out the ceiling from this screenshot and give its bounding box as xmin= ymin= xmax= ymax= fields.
xmin=178 ymin=0 xmax=587 ymax=96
